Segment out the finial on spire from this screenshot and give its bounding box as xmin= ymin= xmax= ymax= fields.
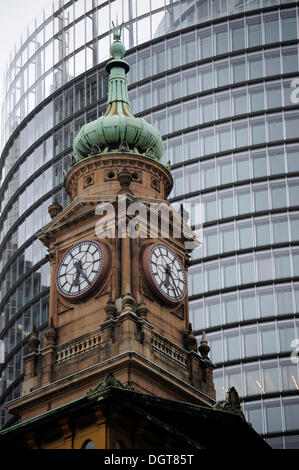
xmin=112 ymin=19 xmax=122 ymax=42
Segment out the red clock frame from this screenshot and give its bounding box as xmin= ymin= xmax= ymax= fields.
xmin=142 ymin=243 xmax=186 ymax=305
xmin=56 ymin=240 xmax=110 ymax=301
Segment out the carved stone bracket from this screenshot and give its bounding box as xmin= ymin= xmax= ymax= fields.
xmin=86 ymin=372 xmax=132 ymax=398
xmin=213 ymin=387 xmax=246 ymax=421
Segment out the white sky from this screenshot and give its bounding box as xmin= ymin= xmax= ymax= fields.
xmin=0 ymin=0 xmax=50 ymax=134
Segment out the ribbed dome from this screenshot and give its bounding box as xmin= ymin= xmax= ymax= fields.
xmin=73 ymin=24 xmax=164 ymax=162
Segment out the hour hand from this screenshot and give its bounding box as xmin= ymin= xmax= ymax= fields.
xmin=73 ymin=261 xmax=81 ymax=286
xmin=76 ymin=261 xmax=91 ymax=286
xmin=164 ymin=264 xmax=171 ymax=287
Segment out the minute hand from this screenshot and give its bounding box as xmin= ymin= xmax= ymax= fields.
xmin=168 ymin=271 xmax=180 ymax=297
xmin=77 ymin=266 xmax=91 ymax=286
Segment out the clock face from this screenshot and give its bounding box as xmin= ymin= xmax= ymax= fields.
xmin=56 ymin=240 xmax=109 ymax=300
xmin=142 ymin=243 xmax=187 ymax=304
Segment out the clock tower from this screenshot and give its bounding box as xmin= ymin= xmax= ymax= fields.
xmin=6 ymin=24 xmax=215 ymax=425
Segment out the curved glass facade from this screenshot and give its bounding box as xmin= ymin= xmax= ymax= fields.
xmin=0 ymin=0 xmax=299 ymax=448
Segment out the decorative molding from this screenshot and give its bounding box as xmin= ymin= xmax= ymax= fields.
xmin=151 ymin=332 xmax=187 ymax=368
xmin=56 ymin=330 xmax=102 ymax=364
xmin=65 ymin=153 xmax=173 ymax=200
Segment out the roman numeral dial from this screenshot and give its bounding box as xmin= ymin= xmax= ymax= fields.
xmin=56 ymin=241 xmax=109 ymax=301
xmin=142 ymin=243 xmax=187 ymax=305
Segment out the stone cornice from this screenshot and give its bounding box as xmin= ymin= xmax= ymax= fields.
xmin=6 ymin=351 xmax=214 ymax=417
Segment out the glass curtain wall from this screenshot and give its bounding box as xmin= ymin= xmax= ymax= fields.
xmin=0 ymin=0 xmax=299 ymax=447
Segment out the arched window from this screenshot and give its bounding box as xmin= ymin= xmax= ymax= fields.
xmin=81 ymin=439 xmax=96 ymax=449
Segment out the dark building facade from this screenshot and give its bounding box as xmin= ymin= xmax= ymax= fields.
xmin=0 ymin=0 xmax=299 ymax=449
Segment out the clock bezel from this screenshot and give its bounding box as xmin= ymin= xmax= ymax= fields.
xmin=142 ymin=243 xmax=187 ymax=305
xmin=56 ymin=240 xmax=110 ymax=301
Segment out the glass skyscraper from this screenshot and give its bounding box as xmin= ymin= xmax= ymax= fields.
xmin=0 ymin=0 xmax=298 ymax=448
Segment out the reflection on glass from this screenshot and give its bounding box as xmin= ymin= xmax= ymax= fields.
xmin=244 ymin=365 xmax=261 ymax=395
xmin=263 ymin=364 xmax=279 ymax=393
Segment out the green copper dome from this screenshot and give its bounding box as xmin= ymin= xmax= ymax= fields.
xmin=73 ymin=23 xmax=164 ymax=162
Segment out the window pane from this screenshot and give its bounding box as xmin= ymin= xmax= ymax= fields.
xmin=248 ymin=18 xmax=262 ymax=47
xmin=284 ymin=400 xmax=299 ymax=431
xmin=221 ymin=226 xmax=235 ymax=253
xmin=265 ymin=51 xmax=280 ymax=76
xmin=235 ymin=156 xmax=249 ymax=181
xmin=236 ymin=190 xmax=251 ymax=215
xmin=263 ymin=364 xmax=279 ymax=393
xmin=226 ymin=367 xmax=242 ymax=396
xmin=205 ymin=262 xmax=219 ymax=290
xmin=265 ymin=403 xmax=282 ymax=433
xmin=232 ymin=59 xmax=246 ymax=83
xmin=257 ymin=254 xmax=272 ymax=281
xmin=279 ymin=323 xmax=294 ymax=352
xmin=273 ymin=217 xmax=289 ymax=243
xmin=203 ymin=195 xmax=217 ymax=222
xmin=241 ymin=293 xmax=256 ymax=320
xmin=190 ymin=301 xmax=205 ymax=330
xmin=277 ymin=287 xmax=293 ymax=315
xmin=269 ymin=150 xmax=285 ymax=175
xmin=205 ymin=229 xmax=218 ymax=256
xmin=216 ymin=62 xmax=229 ymax=87
xmin=281 ymin=13 xmax=297 ymax=41
xmin=231 ymin=22 xmax=245 ymax=51
xmin=264 ymin=14 xmax=279 ymax=44
xmin=208 ymin=333 xmax=222 ymax=363
xmin=244 ymin=365 xmax=260 ymax=395
xmin=198 ymin=28 xmax=212 ymax=59
xmin=234 ymin=123 xmax=248 ymax=148
xmin=249 ymin=55 xmax=263 ymax=79
xmin=251 ymin=120 xmax=265 ymax=145
xmin=244 ymin=329 xmax=258 ymax=357
xmin=252 ymin=152 xmax=267 ymax=177
xmin=267 ymin=84 xmax=282 ymax=108
xmin=218 ymin=159 xmax=232 ymax=185
xmin=271 ymin=184 xmax=286 ymax=209
xmin=254 ymin=186 xmax=269 ymax=211
xmin=217 ymin=127 xmax=231 ymax=152
xmin=238 ymin=223 xmax=252 ymax=249
xmin=289 ymin=182 xmax=299 ymax=207
xmin=220 ymin=193 xmax=234 ymax=218
xmin=240 ymin=257 xmax=255 ymax=284
xmin=261 ymin=326 xmax=277 ymax=354
xmin=255 ymin=219 xmax=271 ymax=246
xmin=201 ymin=162 xmax=215 ymax=188
xmin=283 ymin=49 xmax=298 ymax=74
xmin=215 ymin=26 xmax=228 ymax=55
xmin=281 ymin=362 xmax=299 ymax=391
xmin=223 ymin=295 xmax=239 ymax=323
xmin=247 ymin=405 xmax=263 ymax=434
xmin=285 ymin=114 xmax=299 ymax=140
xmin=222 ymin=260 xmax=236 ymax=288
xmin=206 ymin=300 xmax=221 ymax=327
xmin=226 ymin=331 xmax=240 ymax=361
xmin=250 ymin=87 xmax=264 ymax=112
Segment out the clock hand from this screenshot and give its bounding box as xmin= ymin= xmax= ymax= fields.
xmin=167 ymin=270 xmax=180 ymax=297
xmin=73 ymin=260 xmax=92 ymax=286
xmin=73 ymin=260 xmax=81 ymax=286
xmin=77 ymin=265 xmax=92 ymax=286
xmin=164 ymin=264 xmax=171 ymax=287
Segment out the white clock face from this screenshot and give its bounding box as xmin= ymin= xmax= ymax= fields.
xmin=145 ymin=244 xmax=186 ymax=303
xmin=56 ymin=241 xmax=108 ymax=299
